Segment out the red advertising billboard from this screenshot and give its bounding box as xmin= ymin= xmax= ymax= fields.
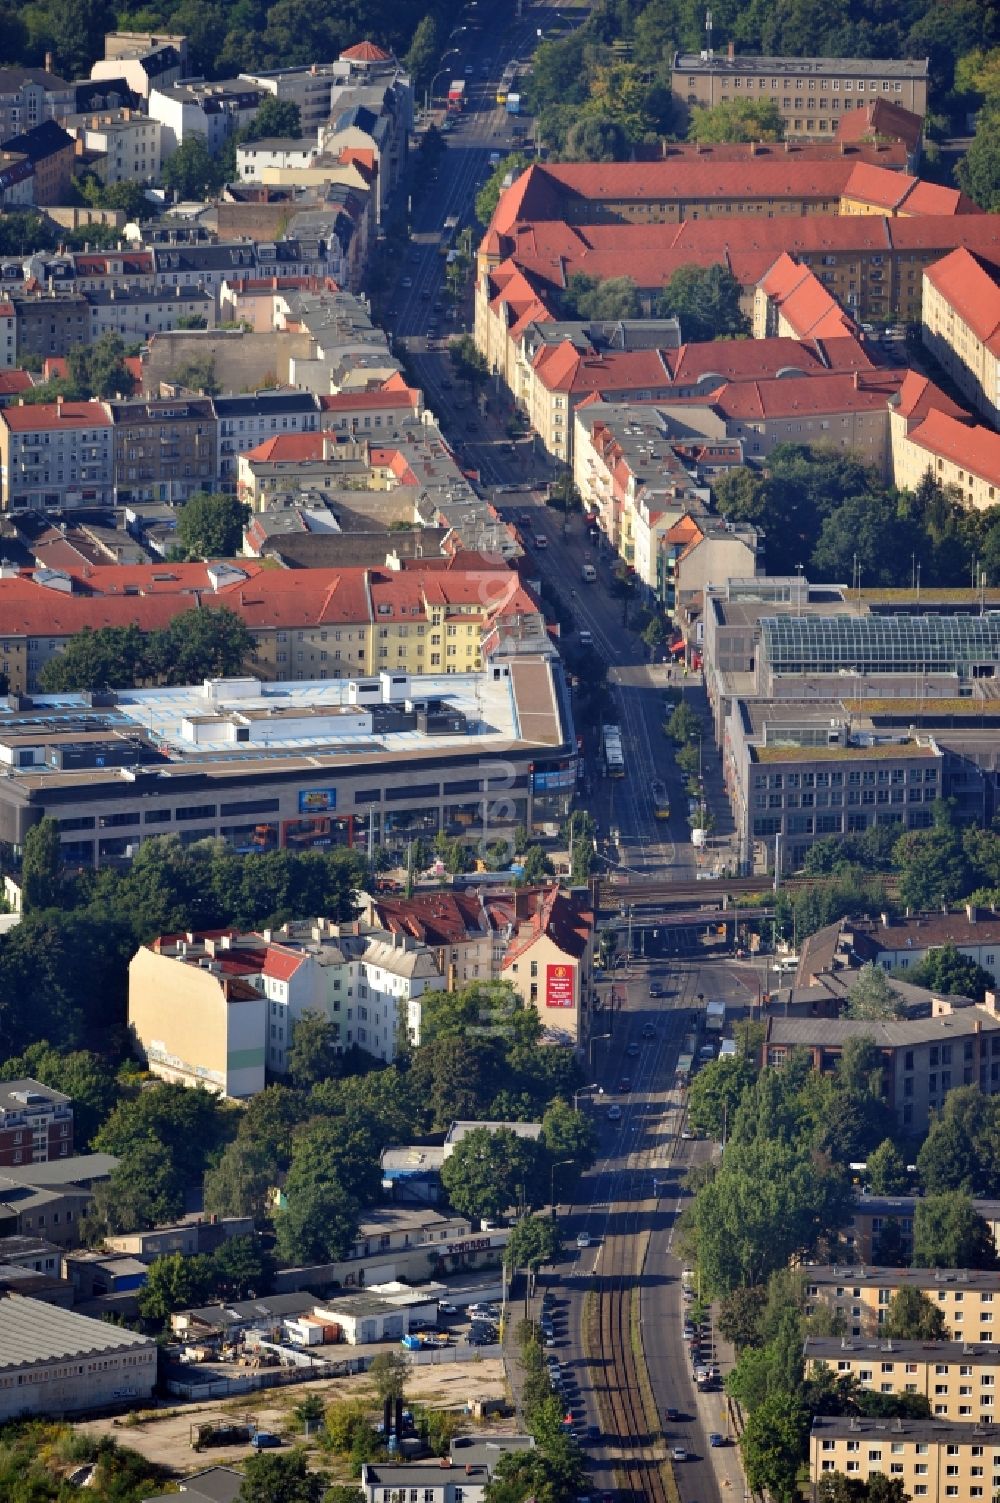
xmin=546 ymin=963 xmax=575 ymax=1009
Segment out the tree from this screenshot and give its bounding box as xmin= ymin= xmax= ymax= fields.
xmin=138 ymin=1250 xmax=213 ymax=1320
xmin=175 ymin=491 xmax=249 ymax=559
xmin=738 ymin=1391 xmax=808 ymax=1503
xmin=20 ymin=816 xmax=63 ymax=911
xmin=244 ymin=95 xmax=302 ymax=140
xmin=911 ymin=1191 xmax=998 ymax=1269
xmin=658 ymin=262 xmax=749 ymax=342
xmin=368 ymin=1350 xmax=409 ymax=1404
xmin=718 ymin=1285 xmax=767 ymax=1350
xmin=211 ymin=1234 xmax=271 ymax=1299
xmin=540 ymin=1097 xmax=596 ymax=1180
xmin=519 ymin=845 xmax=554 ymax=883
xmin=439 ymin=1125 xmax=543 ymax=1221
xmin=880 ymin=1286 xmax=948 ymax=1341
xmin=957 ymin=106 xmax=1000 ymax=211
xmin=162 ymin=135 xmax=228 ymax=199
xmin=475 ymin=153 xmax=529 ymax=227
xmin=288 ymin=1009 xmax=341 ymax=1089
xmin=846 ymin=964 xmax=905 ymax=1021
xmin=81 ymin=176 xmax=150 ymax=217
xmin=403 ymin=14 xmax=439 ymax=89
xmin=893 ymin=812 xmax=972 ymax=912
xmin=562 ymin=115 xmax=630 ymax=161
xmin=866 ymin=1138 xmax=909 ymax=1196
xmin=562 ymin=272 xmax=641 ymax=321
xmin=641 ymin=615 xmax=666 ymax=659
xmin=238 ymin=1451 xmax=325 ymax=1503
xmin=666 ymin=699 xmax=701 ymax=744
xmin=88 ymin=1137 xmax=187 ymax=1233
xmin=908 ymin=942 xmax=994 ymax=1000
xmin=687 ymin=1054 xmax=757 ymax=1141
xmin=504 ymin=1214 xmax=562 ymax=1270
xmin=155 ymin=607 xmax=255 ymax=684
xmin=688 ymin=98 xmax=785 ymax=143
xmin=448 ymin=333 xmax=488 ymax=388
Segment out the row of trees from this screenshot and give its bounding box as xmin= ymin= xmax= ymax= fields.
xmin=715 ymin=445 xmax=1000 ymax=589
xmin=37 ymin=605 xmax=253 ymax=693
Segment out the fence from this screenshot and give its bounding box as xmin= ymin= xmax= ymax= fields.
xmin=164 ymin=1342 xmax=502 ymax=1400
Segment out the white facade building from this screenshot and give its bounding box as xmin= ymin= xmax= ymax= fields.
xmin=61 ymin=110 xmax=163 ymax=186
xmin=0 ymin=1294 xmax=156 ymax=1418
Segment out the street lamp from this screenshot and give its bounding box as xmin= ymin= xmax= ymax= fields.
xmin=550 ymin=1158 xmax=573 ymax=1220
xmin=425 ymin=51 xmax=460 ymax=113
xmin=573 ymin=1082 xmax=601 ymax=1111
xmin=589 ymin=1031 xmax=611 ymax=1072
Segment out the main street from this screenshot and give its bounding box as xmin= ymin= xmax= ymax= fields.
xmin=544 ymin=952 xmax=754 ymax=1503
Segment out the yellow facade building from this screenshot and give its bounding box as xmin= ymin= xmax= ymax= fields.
xmin=811 ymin=1414 xmax=1000 ymax=1501
xmin=806 ymin=1338 xmax=1000 ymax=1424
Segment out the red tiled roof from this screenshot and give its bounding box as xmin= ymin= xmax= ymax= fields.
xmin=759 ymin=252 xmax=858 ymax=341
xmin=242 ymin=433 xmax=327 ymax=463
xmin=642 ymin=139 xmax=908 ymax=168
xmin=924 ymin=247 xmax=1000 ymax=356
xmin=892 ymin=369 xmax=968 ymax=424
xmin=340 ymin=40 xmax=392 ymax=61
xmin=906 ymin=409 xmax=1000 ymax=487
xmin=0 ymin=369 xmax=33 ymax=397
xmin=842 ymin=162 xmax=976 ymax=216
xmin=502 ymin=887 xmax=591 ymax=965
xmin=666 ymin=333 xmax=871 ymax=383
xmin=369 ymin=889 xmax=490 ymax=946
xmin=531 ymin=342 xmax=673 ymax=396
xmin=709 ymin=368 xmax=905 ymax=420
xmin=835 ymin=99 xmax=924 ymax=153
xmin=317 ymin=385 xmax=420 ymax=412
xmin=261 ymin=946 xmax=307 ymax=981
xmin=1 ymin=400 xmax=111 ymax=432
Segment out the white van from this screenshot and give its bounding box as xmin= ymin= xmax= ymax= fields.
xmin=581 ymin=563 xmax=597 ymax=582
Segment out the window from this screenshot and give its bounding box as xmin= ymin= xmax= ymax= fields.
xmin=176 ymin=803 xmax=216 ymax=821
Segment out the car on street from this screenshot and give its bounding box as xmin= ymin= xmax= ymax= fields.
xmin=648 ymin=982 xmax=664 ymax=998
xmin=401 ymin=276 xmax=413 ymax=287
xmin=626 ymin=1041 xmax=639 ymax=1057
xmin=671 ymin=1446 xmax=687 ymax=1463
xmin=579 ymin=629 xmax=592 ymax=646
xmin=664 ymin=1407 xmax=680 ymax=1422
xmin=618 ymin=1077 xmax=631 ymax=1092
xmin=585 ymin=1424 xmax=600 ymax=1442
xmin=576 ymin=1231 xmax=591 ymax=1249
xmin=681 ymin=1127 xmax=695 ymax=1140
xmin=533 ymin=533 xmax=548 ymax=549
xmin=607 ymin=1104 xmax=622 ymax=1121
xmin=710 ymin=1432 xmax=725 ymax=1447
xmin=438 ymin=1302 xmax=458 ymax=1315
xmin=518 ymin=511 xmax=532 ymax=525
xmin=642 ymin=1023 xmax=657 ymax=1038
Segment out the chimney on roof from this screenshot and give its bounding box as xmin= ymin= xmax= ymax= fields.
xmin=968 ymin=903 xmax=978 ymax=924
xmin=727 ymin=40 xmax=735 ymax=61
xmin=45 ymin=51 xmax=53 ymax=73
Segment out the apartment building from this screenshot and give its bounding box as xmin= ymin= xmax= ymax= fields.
xmin=0 ymin=556 xmax=538 ymax=691
xmin=804 ymin=1266 xmax=1000 ymax=1341
xmin=0 ymin=1080 xmax=73 ymax=1166
xmin=671 ymin=49 xmax=930 ymax=138
xmin=810 ymin=1414 xmax=1000 ymax=1499
xmin=1 ymin=121 xmax=74 ymax=205
xmin=91 ymin=32 xmax=188 ymax=100
xmin=10 ymin=289 xmax=90 ymax=362
xmin=500 ymin=884 xmax=594 ymax=1047
xmin=0 ymin=67 xmax=74 ymax=141
xmin=753 ymin=252 xmax=860 ymax=341
xmin=87 ymin=285 xmax=215 ymax=343
xmin=107 ymin=396 xmax=217 ymax=503
xmin=214 ymin=390 xmax=320 ymax=484
xmin=0 ymin=1154 xmax=118 ymax=1246
xmin=806 ymin=1338 xmax=1000 ymax=1424
xmin=0 ymin=400 xmax=114 ymax=512
xmin=0 ymin=150 xmax=33 ymax=209
xmin=764 ymin=1003 xmax=1000 ymax=1134
xmin=129 ymin=918 xmax=447 ymax=1095
xmin=148 ymin=79 xmax=264 ymax=155
xmin=0 ymin=662 xmax=576 ymax=868
xmin=922 ymin=248 xmax=1000 ymax=425
xmin=846 ymin=1195 xmax=1000 ymax=1265
xmin=62 ymin=109 xmax=163 ymax=186
xmin=571 ymin=401 xmax=751 ymax=600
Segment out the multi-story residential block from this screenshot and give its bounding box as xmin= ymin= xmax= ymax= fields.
xmin=845 ymin=1194 xmax=1000 ymax=1265
xmin=0 ymin=662 xmax=576 ymax=867
xmin=10 ymin=288 xmax=90 ymax=361
xmin=1 ymin=120 xmax=75 ymax=204
xmin=0 ymin=1080 xmax=73 ymax=1166
xmin=835 ymin=98 xmax=925 ymax=171
xmin=804 ymin=1266 xmax=1000 ymax=1341
xmin=149 ymin=79 xmax=265 ymax=155
xmin=129 ymin=917 xmax=448 ymax=1095
xmin=922 ymin=247 xmax=1000 ymax=425
xmin=0 ymin=557 xmax=540 ymax=691
xmin=61 ymin=109 xmax=163 ymax=186
xmin=753 ymin=252 xmax=861 ymax=341
xmin=764 ymin=1001 xmax=1000 ymax=1134
xmin=0 ymin=149 xmax=34 ymax=209
xmin=0 ymin=399 xmax=114 ymax=511
xmin=214 ymin=390 xmax=320 ymax=484
xmin=87 ymin=284 xmax=215 ymax=343
xmin=806 ymin=1337 xmax=1000 ymax=1424
xmin=671 ymin=47 xmax=930 ymax=138
xmin=839 ymin=164 xmax=974 ymax=217
xmin=0 ymin=66 xmax=75 ymax=141
xmin=107 ymin=396 xmax=217 ymax=503
xmin=91 ymin=32 xmax=188 ymax=100
xmin=0 ymin=1154 xmax=118 ymax=1246
xmin=499 ymin=884 xmax=594 ymax=1048
xmin=810 ymin=1414 xmax=1000 ymax=1499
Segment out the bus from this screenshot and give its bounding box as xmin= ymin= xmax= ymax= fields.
xmin=602 ymin=724 xmax=624 ymax=779
xmin=497 ymin=63 xmax=517 ymax=105
xmin=440 ymin=214 xmax=460 ymax=255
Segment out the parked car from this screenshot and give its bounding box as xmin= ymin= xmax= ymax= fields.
xmin=710 ymin=1432 xmax=725 ymax=1448
xmin=648 ymin=983 xmax=664 ymax=998
xmin=618 ymin=1077 xmax=631 ymax=1092
xmin=626 ymin=1041 xmax=639 ymax=1057
xmin=642 ymin=1021 xmax=657 ymax=1035
xmin=671 ymin=1446 xmax=687 ymax=1463
xmin=664 ymin=1407 xmax=680 ymax=1422
xmin=607 ymin=1104 xmax=622 ymax=1121
xmin=576 ymin=1231 xmax=592 ymax=1249
xmin=251 ymin=1432 xmax=281 ymax=1450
